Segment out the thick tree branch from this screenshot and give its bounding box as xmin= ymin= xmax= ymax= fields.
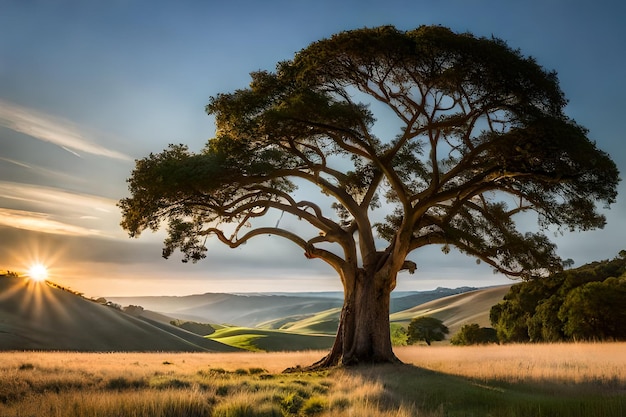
xmin=203 ymin=226 xmax=346 ymax=273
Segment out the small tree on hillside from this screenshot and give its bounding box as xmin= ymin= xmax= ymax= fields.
xmin=120 ymin=25 xmax=619 ymax=368
xmin=407 ymin=316 xmax=449 ymax=345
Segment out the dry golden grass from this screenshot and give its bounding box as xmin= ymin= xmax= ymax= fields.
xmin=1 ymin=343 xmax=624 ymax=417
xmin=0 ymin=350 xmax=323 ymax=375
xmin=0 ymin=350 xmax=421 ymax=417
xmin=396 ymin=341 xmax=626 ymax=387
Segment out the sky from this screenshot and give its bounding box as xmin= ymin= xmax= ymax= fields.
xmin=1 ymin=0 xmax=625 ymax=297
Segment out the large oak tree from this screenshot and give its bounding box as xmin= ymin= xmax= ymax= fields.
xmin=119 ymin=26 xmax=619 ymax=367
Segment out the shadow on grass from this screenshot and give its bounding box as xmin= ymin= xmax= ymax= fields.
xmin=347 ymin=363 xmax=626 ymax=417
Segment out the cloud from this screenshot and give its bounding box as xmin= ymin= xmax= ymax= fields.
xmin=0 ymin=157 xmax=31 ymax=169
xmin=0 ymin=157 xmax=83 ymax=184
xmin=0 ymin=208 xmax=104 ymax=237
xmin=0 ymin=98 xmax=131 ymax=161
xmin=0 ymin=181 xmax=125 ymax=239
xmin=0 ymin=181 xmax=116 ymax=213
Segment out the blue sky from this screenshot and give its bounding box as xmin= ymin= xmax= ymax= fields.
xmin=1 ymin=1 xmax=625 ymax=296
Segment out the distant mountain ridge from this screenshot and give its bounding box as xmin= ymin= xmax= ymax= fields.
xmin=108 ymin=287 xmax=477 ymax=327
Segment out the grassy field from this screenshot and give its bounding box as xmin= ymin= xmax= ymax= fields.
xmin=1 ymin=343 xmax=624 ymax=417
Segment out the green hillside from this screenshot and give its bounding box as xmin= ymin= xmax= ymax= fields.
xmin=207 ymin=326 xmax=335 ymax=352
xmin=281 ymin=308 xmax=341 ymax=334
xmin=258 ymin=308 xmax=341 ymax=335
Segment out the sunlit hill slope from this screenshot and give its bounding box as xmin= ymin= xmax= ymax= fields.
xmin=390 ymin=285 xmax=512 ymax=335
xmin=0 ymin=276 xmax=239 ymax=352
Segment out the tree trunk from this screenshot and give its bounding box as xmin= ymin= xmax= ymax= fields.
xmin=307 ymin=268 xmax=400 ymax=369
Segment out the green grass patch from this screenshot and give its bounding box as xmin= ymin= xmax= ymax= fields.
xmin=207 ymin=326 xmax=334 ymax=352
xmin=277 ymin=308 xmax=341 ymax=334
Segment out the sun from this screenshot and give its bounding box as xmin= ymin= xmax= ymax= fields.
xmin=28 ymin=263 xmax=49 ymax=282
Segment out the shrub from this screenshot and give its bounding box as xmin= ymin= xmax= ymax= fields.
xmin=301 ymin=396 xmax=327 ymax=415
xmin=391 ymin=324 xmax=408 ymax=346
xmin=213 ymin=401 xmax=282 ymax=417
xmin=451 ymin=323 xmax=499 ymax=345
xmin=280 ymin=392 xmax=304 ymax=414
xmin=105 ymin=376 xmax=147 ymax=390
xmin=172 ymin=320 xmax=216 ymax=336
xmin=151 ymin=378 xmax=191 ymax=390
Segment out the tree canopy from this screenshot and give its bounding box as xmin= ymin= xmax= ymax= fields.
xmin=407 ymin=316 xmax=449 ymax=345
xmin=120 ymin=25 xmax=619 ymax=366
xmin=491 ymin=253 xmax=626 ymax=342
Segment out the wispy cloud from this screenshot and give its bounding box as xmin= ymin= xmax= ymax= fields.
xmin=0 ymin=181 xmax=125 ymax=239
xmin=0 ymin=181 xmax=167 ymax=244
xmin=0 ymin=157 xmax=31 ymax=169
xmin=0 ymin=208 xmax=105 ymax=237
xmin=0 ymin=98 xmax=131 ymax=161
xmin=0 ymin=181 xmax=117 ymax=214
xmin=0 ymin=157 xmax=85 ymax=184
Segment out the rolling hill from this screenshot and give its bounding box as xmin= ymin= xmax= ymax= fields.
xmin=107 ymin=293 xmax=345 ymax=326
xmin=207 ymin=326 xmax=335 ymax=352
xmin=390 ymin=284 xmax=512 ymax=335
xmin=107 ymin=287 xmax=477 ymax=327
xmin=0 ymin=274 xmax=510 ymax=352
xmin=205 ymin=285 xmax=511 ymax=351
xmin=259 ymin=307 xmax=342 ymax=334
xmin=0 ymin=277 xmax=239 ymax=352
xmin=249 ymin=285 xmax=511 ymax=345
